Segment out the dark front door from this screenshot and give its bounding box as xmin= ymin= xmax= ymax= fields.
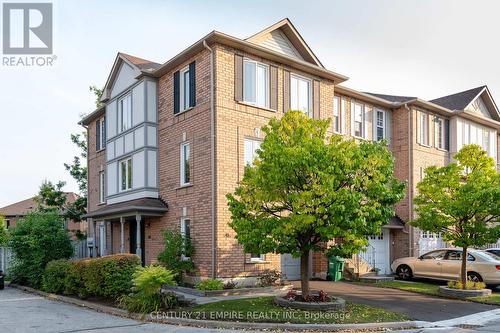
xmin=129 ymin=219 xmax=145 ymax=265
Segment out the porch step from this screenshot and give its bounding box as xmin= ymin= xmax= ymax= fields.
xmin=359 ymin=274 xmax=395 ymax=283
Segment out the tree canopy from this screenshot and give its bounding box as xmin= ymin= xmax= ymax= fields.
xmin=412 ymin=144 xmax=500 ymax=288
xmin=227 ymin=111 xmax=405 ymax=296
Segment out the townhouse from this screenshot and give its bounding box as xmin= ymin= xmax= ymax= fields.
xmin=80 ymin=19 xmax=500 ymax=281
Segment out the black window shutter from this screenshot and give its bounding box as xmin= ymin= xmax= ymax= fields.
xmin=189 ymin=61 xmax=196 ymax=108
xmin=173 ymin=70 xmax=180 ymax=114
xmin=96 ymin=119 xmax=100 ymax=151
xmin=444 ymin=119 xmax=450 ymax=151
xmin=102 ymin=118 xmax=106 ymax=148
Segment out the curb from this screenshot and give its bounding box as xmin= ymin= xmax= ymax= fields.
xmin=9 ymin=283 xmax=428 ymax=332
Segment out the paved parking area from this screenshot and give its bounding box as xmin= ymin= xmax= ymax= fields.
xmin=292 ymin=281 xmax=498 ymax=321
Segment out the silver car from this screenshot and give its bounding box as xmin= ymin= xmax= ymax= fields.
xmin=391 ymin=248 xmax=500 ymax=287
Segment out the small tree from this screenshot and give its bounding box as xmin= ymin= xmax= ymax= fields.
xmin=157 ymin=230 xmax=194 ymax=283
xmin=227 ymin=111 xmax=405 ymax=297
xmin=9 ymin=211 xmax=73 ymax=288
xmin=0 ymin=216 xmax=9 ymax=246
xmin=413 ymin=144 xmax=500 ymax=289
xmin=35 ymin=180 xmax=67 ymax=212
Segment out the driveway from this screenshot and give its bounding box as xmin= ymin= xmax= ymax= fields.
xmin=292 ymin=281 xmax=498 ymax=322
xmin=0 ymin=287 xmax=236 ymax=333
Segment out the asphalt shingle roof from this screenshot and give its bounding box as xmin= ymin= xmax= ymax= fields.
xmin=119 ymin=52 xmax=161 ymax=71
xmin=364 ymin=93 xmax=416 ymax=103
xmin=0 ymin=193 xmax=79 ymax=217
xmin=429 ymin=86 xmax=486 ymax=110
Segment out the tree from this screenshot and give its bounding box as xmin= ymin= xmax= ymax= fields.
xmin=9 ymin=211 xmax=73 ymax=288
xmin=227 ymin=111 xmax=405 ymax=297
xmin=35 ymin=180 xmax=67 ymax=212
xmin=89 ymin=85 xmax=104 ymax=108
xmin=157 ymin=230 xmax=194 ymax=283
xmin=0 ymin=216 xmax=9 ymax=246
xmin=412 ymin=144 xmax=500 ymax=289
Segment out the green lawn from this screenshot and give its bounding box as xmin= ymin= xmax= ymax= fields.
xmin=183 ymin=296 xmax=409 ymax=324
xmin=356 ymin=280 xmax=500 ymax=305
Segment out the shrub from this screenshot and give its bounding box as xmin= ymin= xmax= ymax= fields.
xmin=119 ymin=265 xmax=177 ymax=313
xmin=257 ymin=269 xmax=283 ymax=287
xmin=42 ymin=259 xmax=72 ymax=294
xmin=0 ymin=216 xmax=9 ymax=246
xmin=9 ymin=212 xmax=73 ymax=288
xmin=195 ymin=278 xmax=224 ymax=291
xmin=157 ymin=230 xmax=194 ymax=283
xmin=447 ymin=280 xmax=486 ymax=290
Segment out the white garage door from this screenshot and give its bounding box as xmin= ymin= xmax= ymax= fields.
xmin=419 ymin=231 xmax=447 ymax=255
xmin=281 ymin=253 xmax=301 ymax=280
xmin=366 ymin=229 xmax=391 ymax=275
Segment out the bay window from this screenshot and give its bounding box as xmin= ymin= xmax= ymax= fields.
xmin=118 ymin=94 xmax=132 ymax=133
xmin=243 ymin=59 xmax=269 ymax=108
xmin=290 ymin=74 xmax=312 ymax=114
xmin=119 ymin=158 xmax=132 ymax=191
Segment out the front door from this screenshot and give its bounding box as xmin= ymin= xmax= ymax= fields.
xmin=367 ymin=229 xmax=390 ymax=274
xmin=129 ymin=219 xmax=145 ymax=265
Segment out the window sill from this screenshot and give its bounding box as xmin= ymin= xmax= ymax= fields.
xmin=96 ymin=148 xmax=106 ymax=153
xmin=436 ymin=147 xmax=449 ymax=153
xmin=246 ymin=260 xmax=271 ymax=264
xmin=417 ymin=142 xmax=431 ymax=148
xmin=237 ymin=101 xmax=277 ymax=113
xmin=97 ymin=202 xmax=106 ymax=206
xmin=176 ymin=183 xmax=193 ymax=190
xmin=175 ymin=107 xmax=194 ymax=116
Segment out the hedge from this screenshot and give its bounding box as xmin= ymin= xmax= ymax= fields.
xmin=43 ymin=254 xmax=141 ymax=300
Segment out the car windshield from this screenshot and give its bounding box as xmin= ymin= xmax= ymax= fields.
xmin=479 ymin=251 xmax=500 ymax=261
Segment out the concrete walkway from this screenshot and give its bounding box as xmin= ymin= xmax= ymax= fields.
xmin=173 ymin=289 xmax=286 ymax=305
xmin=291 ymin=281 xmax=498 ymax=322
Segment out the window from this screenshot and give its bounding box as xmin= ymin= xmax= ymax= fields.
xmin=180 ymin=217 xmax=191 ymax=259
xmin=250 ymin=253 xmax=265 ymax=262
xmin=333 ymin=96 xmax=341 ymax=133
xmin=445 ymin=250 xmax=475 ymax=261
xmin=290 ymin=74 xmax=312 ymax=114
xmin=119 ymin=158 xmax=132 ymax=191
xmin=353 ymin=102 xmax=364 ymax=138
xmin=418 ymin=112 xmax=429 ymax=145
xmin=376 ymin=109 xmax=385 ymax=141
xmin=118 ymin=94 xmax=132 ymax=132
xmin=5 ymin=219 xmax=10 ymax=229
xmin=244 ymin=138 xmax=262 ymax=166
xmin=243 ymin=59 xmax=269 ymax=108
xmin=180 ymin=66 xmax=190 ymax=112
xmin=482 ymin=130 xmax=490 ymax=152
xmin=435 ymin=117 xmax=445 ymax=149
xmin=99 ymin=172 xmax=105 ymax=204
xmin=96 ymin=117 xmax=106 ymax=151
xmin=421 ymin=250 xmax=446 ymax=260
xmin=180 ymin=142 xmax=190 ymax=186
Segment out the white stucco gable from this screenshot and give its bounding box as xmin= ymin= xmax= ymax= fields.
xmin=109 ymin=61 xmax=138 ymax=99
xmin=464 ymin=88 xmax=500 ymax=121
xmin=250 ymin=29 xmax=304 ymax=61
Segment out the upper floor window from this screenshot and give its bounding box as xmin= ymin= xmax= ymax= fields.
xmin=99 ymin=171 xmax=105 ymax=204
xmin=118 ymin=93 xmax=132 ymax=132
xmin=375 ymin=109 xmax=385 ymax=141
xmin=434 ymin=116 xmax=449 ymax=150
xmin=243 ymin=59 xmax=269 ymax=108
xmin=352 ymin=102 xmax=364 ymax=138
xmin=180 ymin=142 xmax=190 ymax=186
xmin=290 ymin=74 xmax=312 ymax=114
xmin=244 ymin=138 xmax=262 ymax=166
xmin=417 ymin=111 xmax=429 ymax=146
xmin=119 ymin=157 xmax=132 ymax=191
xmin=333 ymin=96 xmax=341 ymax=133
xmin=96 ymin=117 xmax=106 ymax=151
xmin=174 ymin=61 xmax=196 ymax=114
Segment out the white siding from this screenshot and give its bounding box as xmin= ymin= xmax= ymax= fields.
xmin=106 ymin=101 xmax=117 ymax=139
xmin=146 ymin=80 xmax=157 ymax=122
xmin=134 ymin=126 xmax=145 ymax=148
xmin=147 ymin=150 xmax=157 ymax=187
xmin=107 ymin=161 xmax=117 ymax=196
xmin=110 ymin=62 xmax=137 ymax=99
xmin=147 ymin=125 xmax=157 ymax=147
xmin=132 ymin=82 xmax=144 ymax=126
xmin=124 ymin=132 xmax=134 ymax=153
xmin=115 ymin=136 xmax=124 ymax=156
xmin=254 ymin=29 xmax=304 ymax=61
xmin=132 ymin=151 xmax=145 ymax=188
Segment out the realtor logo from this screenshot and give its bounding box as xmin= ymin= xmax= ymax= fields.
xmin=2 ymin=2 xmax=53 ymax=54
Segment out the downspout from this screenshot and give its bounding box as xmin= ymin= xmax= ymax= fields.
xmin=404 ymin=103 xmax=414 ymax=257
xmin=203 ymin=40 xmax=217 ymax=278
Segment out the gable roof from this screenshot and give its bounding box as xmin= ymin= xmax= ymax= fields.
xmin=100 ymin=53 xmax=160 ymax=102
xmin=364 ymin=92 xmax=417 ymax=103
xmin=429 ymin=86 xmax=486 ymax=110
xmin=0 ymin=193 xmax=79 ymax=217
xmin=245 ymin=18 xmax=323 ymax=68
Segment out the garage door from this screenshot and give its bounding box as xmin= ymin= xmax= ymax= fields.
xmin=419 ymin=231 xmax=447 ymax=255
xmin=366 ymin=229 xmax=391 ymax=275
xmin=281 ymin=254 xmax=301 ymax=280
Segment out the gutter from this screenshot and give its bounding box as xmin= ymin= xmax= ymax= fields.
xmin=203 ymin=40 xmax=217 ymax=279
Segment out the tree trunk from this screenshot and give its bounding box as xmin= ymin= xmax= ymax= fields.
xmin=461 ymin=246 xmax=468 ymax=290
xmin=300 ymin=252 xmax=310 ymax=298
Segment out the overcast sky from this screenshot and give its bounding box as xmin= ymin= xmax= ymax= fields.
xmin=1 ymin=0 xmax=499 ymax=207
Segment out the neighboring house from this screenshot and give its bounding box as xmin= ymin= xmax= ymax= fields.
xmin=80 ymin=18 xmax=500 ymax=281
xmin=0 ymin=193 xmax=85 ymax=237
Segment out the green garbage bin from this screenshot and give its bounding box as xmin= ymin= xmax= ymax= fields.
xmin=327 ymin=256 xmax=345 ymax=281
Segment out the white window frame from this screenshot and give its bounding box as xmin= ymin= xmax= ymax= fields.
xmin=250 ymin=253 xmax=265 ymax=262
xmin=119 ymin=157 xmax=132 ymax=192
xmin=243 ymin=59 xmax=270 ymax=109
xmin=180 ymin=142 xmax=191 ymax=186
xmin=180 ymin=217 xmax=191 ymax=260
xmin=290 ymin=73 xmax=312 ymax=115
xmin=99 ymin=171 xmax=105 ymax=204
xmin=434 ymin=116 xmax=445 ymax=150
xmin=375 ymin=109 xmax=386 ymax=141
xmin=180 ymin=66 xmax=190 ymax=112
xmin=333 ymin=96 xmax=341 ymax=134
xmin=418 ymin=111 xmax=429 ymax=146
xmin=352 ymin=101 xmax=365 ymax=138
xmin=97 ymin=117 xmax=106 ymax=150
xmin=244 ymin=138 xmax=262 ymax=166
xmin=118 ymin=93 xmax=132 ymax=133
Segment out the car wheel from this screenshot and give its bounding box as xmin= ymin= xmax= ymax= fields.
xmin=396 ymin=265 xmax=413 ymax=280
xmin=467 ymin=272 xmax=483 ymax=283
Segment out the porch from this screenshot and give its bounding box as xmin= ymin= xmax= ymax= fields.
xmin=83 ymin=198 xmax=168 ymax=264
